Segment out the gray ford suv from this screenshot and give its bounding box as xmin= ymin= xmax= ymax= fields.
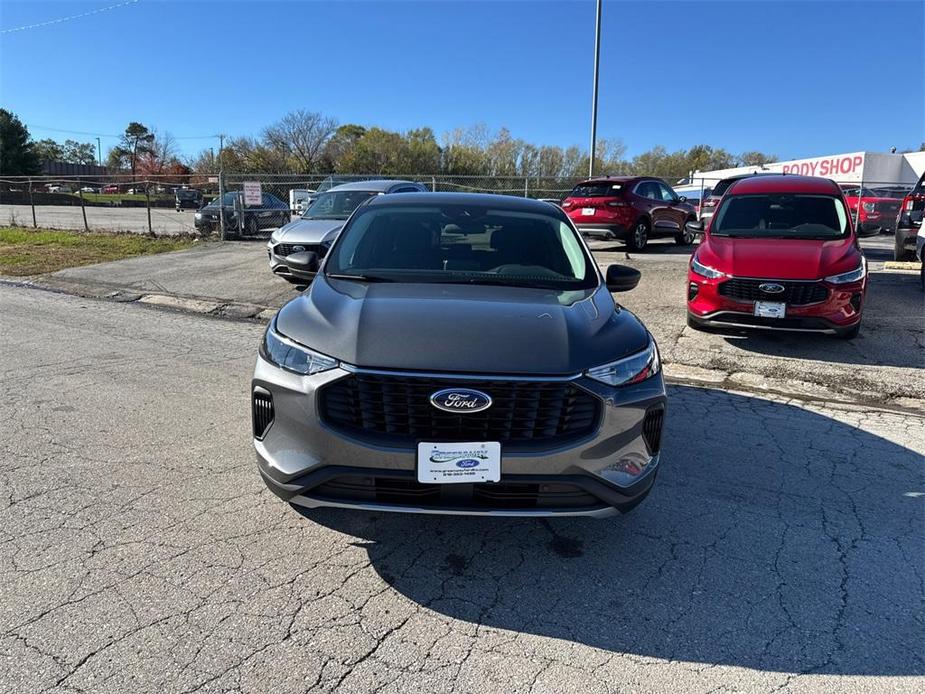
xmin=252 ymin=193 xmax=666 ymax=517
xmin=266 ymin=179 xmax=428 ymax=283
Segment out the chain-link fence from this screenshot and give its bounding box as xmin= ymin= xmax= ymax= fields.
xmin=1 ymin=172 xmax=915 ymax=238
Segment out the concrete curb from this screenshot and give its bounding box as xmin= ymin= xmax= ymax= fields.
xmin=883 ymin=261 xmax=920 ymax=272
xmin=1 ymin=275 xmax=278 ymax=324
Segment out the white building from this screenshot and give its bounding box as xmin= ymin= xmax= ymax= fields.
xmin=689 ymin=151 xmax=925 ymax=190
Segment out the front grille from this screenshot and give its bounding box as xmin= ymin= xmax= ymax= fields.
xmin=274 ymin=243 xmax=328 ymax=258
xmin=252 ymin=390 xmax=274 ymax=439
xmin=310 ymin=474 xmax=603 ymax=510
xmin=642 ymin=407 xmax=664 ymax=454
xmin=718 ymin=278 xmax=828 ymax=305
xmin=318 ymin=373 xmax=601 ymax=447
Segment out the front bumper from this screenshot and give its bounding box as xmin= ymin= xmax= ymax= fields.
xmin=266 ymin=241 xmax=320 ymax=283
xmin=687 ymin=274 xmax=865 ymax=334
xmin=252 ymin=357 xmax=667 ymax=517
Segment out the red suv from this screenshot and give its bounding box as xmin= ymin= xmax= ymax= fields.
xmin=895 ymin=172 xmax=924 ymax=260
xmin=561 ymin=176 xmax=697 ymax=250
xmin=840 ymin=184 xmax=901 ymax=237
xmin=686 ymin=175 xmax=867 ymax=339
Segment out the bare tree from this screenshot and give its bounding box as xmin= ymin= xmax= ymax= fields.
xmin=263 ymin=110 xmax=338 ymax=173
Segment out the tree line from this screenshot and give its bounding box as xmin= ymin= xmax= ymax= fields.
xmin=4 ymin=106 xmax=784 ymax=179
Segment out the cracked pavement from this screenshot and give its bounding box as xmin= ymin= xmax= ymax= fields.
xmin=1 ymin=285 xmax=922 ymax=693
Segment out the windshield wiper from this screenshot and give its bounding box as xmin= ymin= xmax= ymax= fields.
xmin=326 ymin=273 xmax=394 ymax=283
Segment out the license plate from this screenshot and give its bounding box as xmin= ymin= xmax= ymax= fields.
xmin=581 ymin=207 xmax=595 ymax=216
xmin=754 ymin=301 xmax=786 ymax=318
xmin=417 ymin=442 xmax=501 ymax=484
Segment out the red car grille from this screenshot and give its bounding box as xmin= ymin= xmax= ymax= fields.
xmin=718 ymin=278 xmax=829 ymax=305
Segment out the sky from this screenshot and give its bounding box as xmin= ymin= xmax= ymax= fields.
xmin=1 ymin=0 xmax=923 ymax=162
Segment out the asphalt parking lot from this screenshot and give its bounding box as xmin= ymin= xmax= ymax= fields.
xmin=31 ymin=232 xmax=925 ymax=403
xmin=1 ymin=286 xmax=922 ymax=694
xmin=0 ymin=204 xmax=266 ymax=236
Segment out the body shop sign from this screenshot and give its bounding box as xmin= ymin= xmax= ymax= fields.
xmin=779 ymin=154 xmax=863 ymax=177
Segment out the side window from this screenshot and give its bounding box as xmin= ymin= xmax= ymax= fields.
xmin=658 ymin=183 xmax=678 ymax=202
xmin=634 ymin=181 xmax=653 ymax=199
xmin=392 ymin=187 xmax=418 ymax=193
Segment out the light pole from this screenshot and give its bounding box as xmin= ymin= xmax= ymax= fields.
xmin=96 ymin=137 xmax=102 ymax=166
xmin=588 ymin=0 xmax=602 ymax=177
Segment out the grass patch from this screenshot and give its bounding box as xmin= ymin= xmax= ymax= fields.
xmin=0 ymin=227 xmax=197 ymax=276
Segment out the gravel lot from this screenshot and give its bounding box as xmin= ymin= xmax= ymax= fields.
xmin=1 ymin=286 xmax=922 ymax=693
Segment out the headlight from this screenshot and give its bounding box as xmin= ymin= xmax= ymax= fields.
xmin=194 ymin=212 xmax=202 ymax=220
xmin=862 ymin=202 xmax=876 ymax=213
xmin=586 ymin=339 xmax=660 ymax=387
xmin=824 ymin=257 xmax=866 ymax=284
xmin=260 ymin=321 xmax=338 ymax=375
xmin=691 ymin=255 xmax=726 ymax=279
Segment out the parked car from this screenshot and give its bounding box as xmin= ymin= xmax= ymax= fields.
xmin=46 ymin=184 xmax=73 ymax=193
xmin=78 ymin=186 xmax=98 ymax=194
xmin=266 ymin=179 xmax=428 ymax=283
xmin=840 ymin=184 xmax=901 ymax=236
xmin=175 ymin=188 xmax=203 ymax=211
xmin=895 ymin=172 xmax=925 ymax=260
xmin=686 ymin=175 xmax=867 ymax=339
xmin=194 ymin=191 xmax=290 ymax=236
xmin=101 ymin=184 xmax=119 ymax=194
xmin=699 ymin=173 xmax=778 ymax=223
xmin=561 ymin=176 xmax=697 ymax=250
xmin=288 ymin=188 xmax=316 ymax=215
xmin=252 ymin=192 xmax=665 ymax=516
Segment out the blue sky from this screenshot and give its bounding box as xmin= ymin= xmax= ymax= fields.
xmin=1 ymin=0 xmax=922 ymax=161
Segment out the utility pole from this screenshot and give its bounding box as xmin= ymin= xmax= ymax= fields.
xmin=218 ymin=134 xmax=226 ymax=241
xmin=588 ymin=0 xmax=602 ymax=177
xmin=96 ymin=137 xmax=102 ymax=166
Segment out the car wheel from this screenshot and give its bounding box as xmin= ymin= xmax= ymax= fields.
xmin=627 ymin=219 xmax=649 ymax=251
xmin=675 ymin=218 xmax=696 ymax=245
xmin=246 ymin=216 xmax=259 ymax=236
xmin=836 ymin=323 xmax=861 ymax=340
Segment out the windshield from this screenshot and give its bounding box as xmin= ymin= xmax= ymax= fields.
xmin=325 ymin=204 xmax=597 ymax=290
xmin=206 ymin=192 xmax=238 ymax=207
xmin=569 ymin=182 xmax=623 ymax=198
xmin=176 ymin=190 xmax=199 ymax=200
xmin=712 ymin=194 xmax=850 ymax=239
xmin=302 ymin=190 xmax=378 ymax=220
xmin=841 ymin=186 xmax=879 ymax=198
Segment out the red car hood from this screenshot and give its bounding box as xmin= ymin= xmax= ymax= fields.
xmin=699 ymin=236 xmax=860 ymax=280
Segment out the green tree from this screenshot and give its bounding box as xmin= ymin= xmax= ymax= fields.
xmin=738 ymin=150 xmax=777 ymax=167
xmin=323 ymin=124 xmax=367 ymax=171
xmin=33 ymin=138 xmax=64 ymax=163
xmin=108 ymin=122 xmax=155 ymax=176
xmin=0 ymin=109 xmax=41 ymax=175
xmin=62 ymin=139 xmax=98 ymax=165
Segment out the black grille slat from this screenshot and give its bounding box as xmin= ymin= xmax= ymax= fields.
xmin=718 ymin=278 xmax=828 ymax=306
xmin=642 ymin=407 xmax=664 ymax=454
xmin=274 ymin=243 xmax=328 ymax=258
xmin=252 ymin=391 xmax=275 ymax=440
xmin=319 ymin=374 xmax=601 ymax=446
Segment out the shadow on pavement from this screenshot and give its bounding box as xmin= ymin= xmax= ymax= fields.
xmin=297 ymin=385 xmax=923 ymax=676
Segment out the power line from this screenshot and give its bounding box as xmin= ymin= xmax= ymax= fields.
xmin=29 ymin=125 xmax=221 ymax=141
xmin=0 ymin=0 xmax=141 ymax=35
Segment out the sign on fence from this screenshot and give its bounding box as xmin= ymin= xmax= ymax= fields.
xmin=243 ymin=181 xmax=262 ymax=206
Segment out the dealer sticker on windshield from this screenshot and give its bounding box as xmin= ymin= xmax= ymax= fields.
xmin=417 ymin=442 xmax=501 ymax=484
xmin=754 ymin=301 xmax=786 ymax=319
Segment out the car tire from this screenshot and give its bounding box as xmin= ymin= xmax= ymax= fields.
xmin=836 ymin=323 xmax=861 ymax=340
xmin=675 ymin=218 xmax=696 ymax=245
xmin=246 ymin=216 xmax=258 ymax=236
xmin=627 ymin=219 xmax=649 ymax=251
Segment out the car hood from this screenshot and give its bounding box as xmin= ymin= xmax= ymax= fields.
xmin=274 ymin=218 xmax=344 ymax=244
xmin=275 ymin=279 xmax=650 ymax=375
xmin=699 ymin=236 xmax=860 ymax=280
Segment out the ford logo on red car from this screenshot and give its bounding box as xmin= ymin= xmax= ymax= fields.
xmin=430 ymin=388 xmax=492 ymax=413
xmin=759 ymin=283 xmax=785 ymax=294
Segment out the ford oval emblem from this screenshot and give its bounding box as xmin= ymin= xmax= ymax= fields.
xmin=291 ymin=245 xmax=306 ymax=253
xmin=456 ymin=458 xmax=480 ymax=469
xmin=430 ymin=388 xmax=492 ymax=413
xmin=759 ymin=282 xmax=785 ymax=294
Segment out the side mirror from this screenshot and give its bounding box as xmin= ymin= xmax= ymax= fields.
xmin=285 ymin=251 xmax=319 ymax=280
xmin=685 ymin=219 xmax=705 ymax=235
xmin=605 ymin=264 xmax=641 ymax=293
xmin=677 ymin=195 xmax=687 ymax=203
